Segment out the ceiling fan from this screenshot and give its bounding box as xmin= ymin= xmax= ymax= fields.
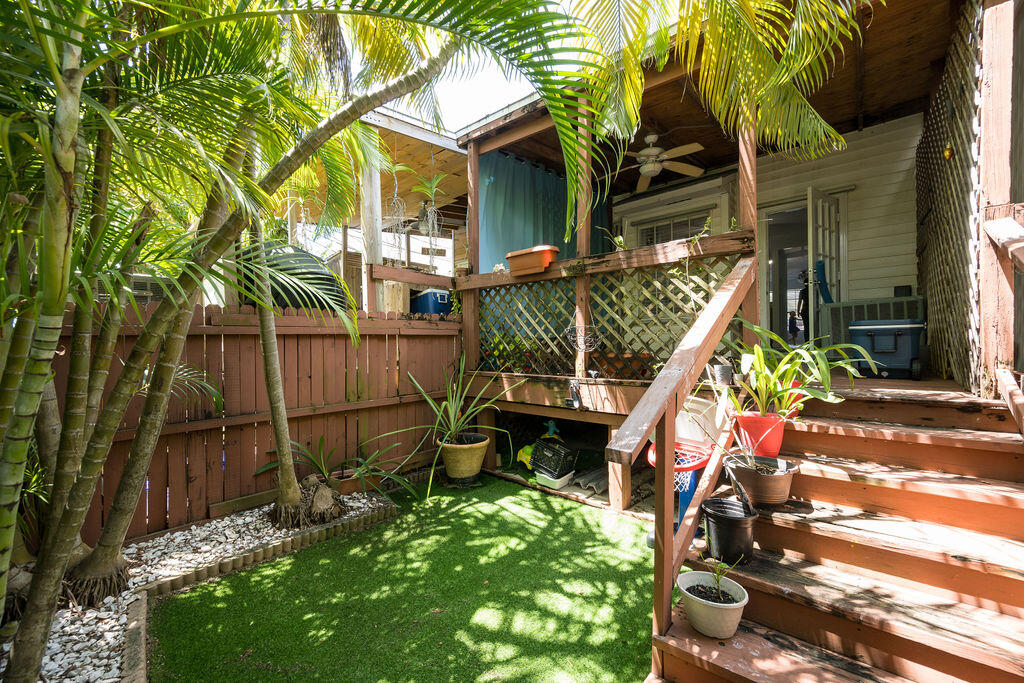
xmin=622 ymin=134 xmax=704 ymax=193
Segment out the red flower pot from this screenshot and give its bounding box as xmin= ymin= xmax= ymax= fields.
xmin=734 ymin=412 xmax=786 ymax=458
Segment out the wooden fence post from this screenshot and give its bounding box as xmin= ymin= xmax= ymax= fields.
xmin=607 ymin=426 xmax=631 ymax=511
xmin=978 ymin=0 xmax=1017 ymax=395
xmin=464 ymin=140 xmax=481 ymax=368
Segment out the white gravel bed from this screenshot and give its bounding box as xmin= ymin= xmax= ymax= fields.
xmin=0 ymin=493 xmax=381 ymax=682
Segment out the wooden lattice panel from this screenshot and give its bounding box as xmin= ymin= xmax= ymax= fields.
xmin=589 ymin=255 xmax=740 ymax=379
xmin=915 ymin=0 xmax=982 ymax=391
xmin=478 ymin=278 xmax=576 ymax=375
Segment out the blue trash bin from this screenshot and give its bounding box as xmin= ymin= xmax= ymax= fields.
xmin=411 ymin=288 xmax=452 ymax=316
xmin=849 ymin=319 xmax=925 ymax=380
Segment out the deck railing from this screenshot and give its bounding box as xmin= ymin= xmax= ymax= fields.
xmin=456 ymin=231 xmax=755 ymax=380
xmin=605 ymin=255 xmax=756 ymax=675
xmin=984 ymin=207 xmax=1024 ymax=434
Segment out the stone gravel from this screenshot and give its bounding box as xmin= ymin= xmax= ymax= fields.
xmin=0 ymin=493 xmax=381 ymax=682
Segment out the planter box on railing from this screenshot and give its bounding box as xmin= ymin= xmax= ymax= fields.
xmin=506 ymin=245 xmax=559 ymax=276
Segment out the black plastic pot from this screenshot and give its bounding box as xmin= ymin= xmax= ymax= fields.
xmin=701 ymin=498 xmax=757 ymax=565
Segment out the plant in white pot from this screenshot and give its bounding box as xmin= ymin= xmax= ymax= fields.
xmin=677 ymin=553 xmax=748 ymax=639
xmin=392 ymin=355 xmax=525 ymax=497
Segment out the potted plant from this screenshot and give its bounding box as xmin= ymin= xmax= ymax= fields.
xmin=398 ymin=355 xmax=526 ymax=497
xmin=505 ymin=244 xmax=560 ymax=275
xmin=726 ymin=322 xmax=875 ymax=460
xmin=677 ymin=553 xmax=748 ymax=639
xmin=257 ymin=436 xmax=416 ymax=498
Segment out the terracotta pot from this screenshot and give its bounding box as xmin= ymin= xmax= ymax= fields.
xmin=505 ymin=245 xmax=559 ymax=276
xmin=734 ymin=412 xmax=786 ymax=458
xmin=437 ymin=433 xmax=490 ymax=481
xmin=328 ymin=476 xmax=378 ymax=496
xmin=725 ymin=455 xmax=799 ymax=507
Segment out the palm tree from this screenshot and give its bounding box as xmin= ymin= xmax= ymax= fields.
xmin=0 ymin=1 xmax=637 ymax=679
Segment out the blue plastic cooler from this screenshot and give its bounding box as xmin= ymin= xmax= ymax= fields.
xmin=849 ymin=318 xmax=925 ymax=380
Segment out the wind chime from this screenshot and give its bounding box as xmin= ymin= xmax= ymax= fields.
xmin=417 ymin=144 xmax=441 ymax=273
xmin=384 ymin=133 xmax=407 ymax=232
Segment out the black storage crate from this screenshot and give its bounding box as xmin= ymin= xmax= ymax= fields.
xmin=531 ymin=439 xmax=578 ymax=479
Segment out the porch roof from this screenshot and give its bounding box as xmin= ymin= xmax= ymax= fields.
xmin=459 ymin=0 xmax=953 ymax=195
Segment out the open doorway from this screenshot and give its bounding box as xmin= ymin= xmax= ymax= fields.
xmin=765 ymin=206 xmax=809 ymax=344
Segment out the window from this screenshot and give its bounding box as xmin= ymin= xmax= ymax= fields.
xmin=636 ymin=209 xmax=713 ymax=246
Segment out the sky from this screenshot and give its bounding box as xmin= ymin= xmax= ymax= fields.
xmin=389 ymin=57 xmax=535 ymax=135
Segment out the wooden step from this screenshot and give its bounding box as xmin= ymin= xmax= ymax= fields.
xmin=804 ymin=386 xmax=1016 ymax=432
xmin=689 ymin=552 xmax=1024 ymax=682
xmin=752 ymin=499 xmax=1024 ymax=615
xmin=653 ymin=602 xmax=910 ymax=683
xmin=783 ymin=417 xmax=1024 ymax=481
xmin=788 ymin=453 xmax=1024 ymax=540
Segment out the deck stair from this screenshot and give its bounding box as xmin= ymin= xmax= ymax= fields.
xmin=656 ymin=385 xmax=1024 ymax=682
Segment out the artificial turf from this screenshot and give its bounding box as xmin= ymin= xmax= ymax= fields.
xmin=148 ymin=477 xmax=654 ymax=682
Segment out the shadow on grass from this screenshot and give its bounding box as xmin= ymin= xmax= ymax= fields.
xmin=149 ymin=477 xmax=654 ymax=682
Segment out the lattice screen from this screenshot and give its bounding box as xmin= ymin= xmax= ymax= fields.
xmin=915 ymin=0 xmax=982 ymax=391
xmin=589 ymin=254 xmax=741 ymax=379
xmin=479 ymin=278 xmax=576 ymax=374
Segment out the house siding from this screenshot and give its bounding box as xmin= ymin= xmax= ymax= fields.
xmin=757 ymin=115 xmax=923 ymax=302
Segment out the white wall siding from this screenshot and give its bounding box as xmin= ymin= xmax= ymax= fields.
xmin=757 ymin=115 xmax=923 ymax=301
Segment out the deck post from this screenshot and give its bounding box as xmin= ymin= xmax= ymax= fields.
xmin=651 ymin=394 xmax=677 ymax=677
xmin=978 ymin=0 xmax=1017 ymax=395
xmin=360 ymin=133 xmax=383 ymax=317
xmin=738 ymin=123 xmax=759 ymax=343
xmin=479 ymin=407 xmax=498 ymax=469
xmin=607 ymin=427 xmax=631 ymax=511
xmin=575 ymin=104 xmax=593 ymax=378
xmin=464 ymin=140 xmax=481 ymax=368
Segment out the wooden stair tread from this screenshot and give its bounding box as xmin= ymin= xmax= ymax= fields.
xmin=655 ymin=603 xmax=910 ymax=683
xmin=831 ymin=383 xmax=1006 ymax=409
xmin=786 ymin=416 xmax=1024 ymax=452
xmin=714 ymin=552 xmax=1024 ymax=676
xmin=789 ymin=453 xmax=1024 ymax=507
xmin=758 ymin=499 xmax=1024 ymax=580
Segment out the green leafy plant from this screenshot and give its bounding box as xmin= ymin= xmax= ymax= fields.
xmin=698 ymin=544 xmax=744 ymax=602
xmin=725 ymin=321 xmax=877 ymax=419
xmin=257 ymin=436 xmax=415 ymax=500
xmin=384 ymin=355 xmax=526 ymax=497
xmin=411 ymin=172 xmax=447 ymax=202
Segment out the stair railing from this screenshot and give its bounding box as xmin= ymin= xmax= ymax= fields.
xmin=605 ymin=255 xmax=756 ymax=675
xmin=985 ymin=210 xmax=1024 ymax=435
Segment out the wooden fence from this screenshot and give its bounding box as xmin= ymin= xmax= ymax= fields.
xmin=51 ymin=306 xmax=461 ymax=544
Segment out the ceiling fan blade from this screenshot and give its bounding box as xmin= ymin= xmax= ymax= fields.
xmin=625 ymin=151 xmax=644 ymax=158
xmin=663 ymin=161 xmax=705 ymax=177
xmin=636 ymin=174 xmax=651 ymax=193
xmin=660 ymin=143 xmax=704 ymax=160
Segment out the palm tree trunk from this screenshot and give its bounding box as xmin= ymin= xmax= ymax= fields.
xmin=5 ymin=41 xmax=457 ymax=682
xmin=43 ymin=77 xmax=119 ymax=552
xmin=34 ymin=381 xmax=61 ymax=490
xmin=82 ymin=204 xmax=154 ymax=442
xmin=250 ymin=222 xmax=305 ymax=528
xmin=67 ymin=301 xmax=196 ymax=605
xmin=0 ymin=28 xmax=86 ymax=619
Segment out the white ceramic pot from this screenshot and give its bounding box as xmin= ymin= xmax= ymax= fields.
xmin=676 ymin=570 xmax=749 ymax=639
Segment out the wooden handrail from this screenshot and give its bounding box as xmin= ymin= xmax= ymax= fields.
xmin=995 ymin=368 xmax=1024 ymax=437
xmin=369 ymin=263 xmax=455 ymax=289
xmin=605 ymin=256 xmax=756 ymax=464
xmin=985 ymin=217 xmax=1024 ymax=272
xmin=454 ymin=230 xmax=754 ymax=291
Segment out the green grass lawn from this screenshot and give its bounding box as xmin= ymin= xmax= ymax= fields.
xmin=149 ymin=477 xmax=654 ymax=682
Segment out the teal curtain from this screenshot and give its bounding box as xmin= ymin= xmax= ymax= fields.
xmin=478 ymin=152 xmax=610 ymax=273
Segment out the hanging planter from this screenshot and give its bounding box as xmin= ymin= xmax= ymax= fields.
xmin=506 ymin=245 xmax=560 ymax=276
